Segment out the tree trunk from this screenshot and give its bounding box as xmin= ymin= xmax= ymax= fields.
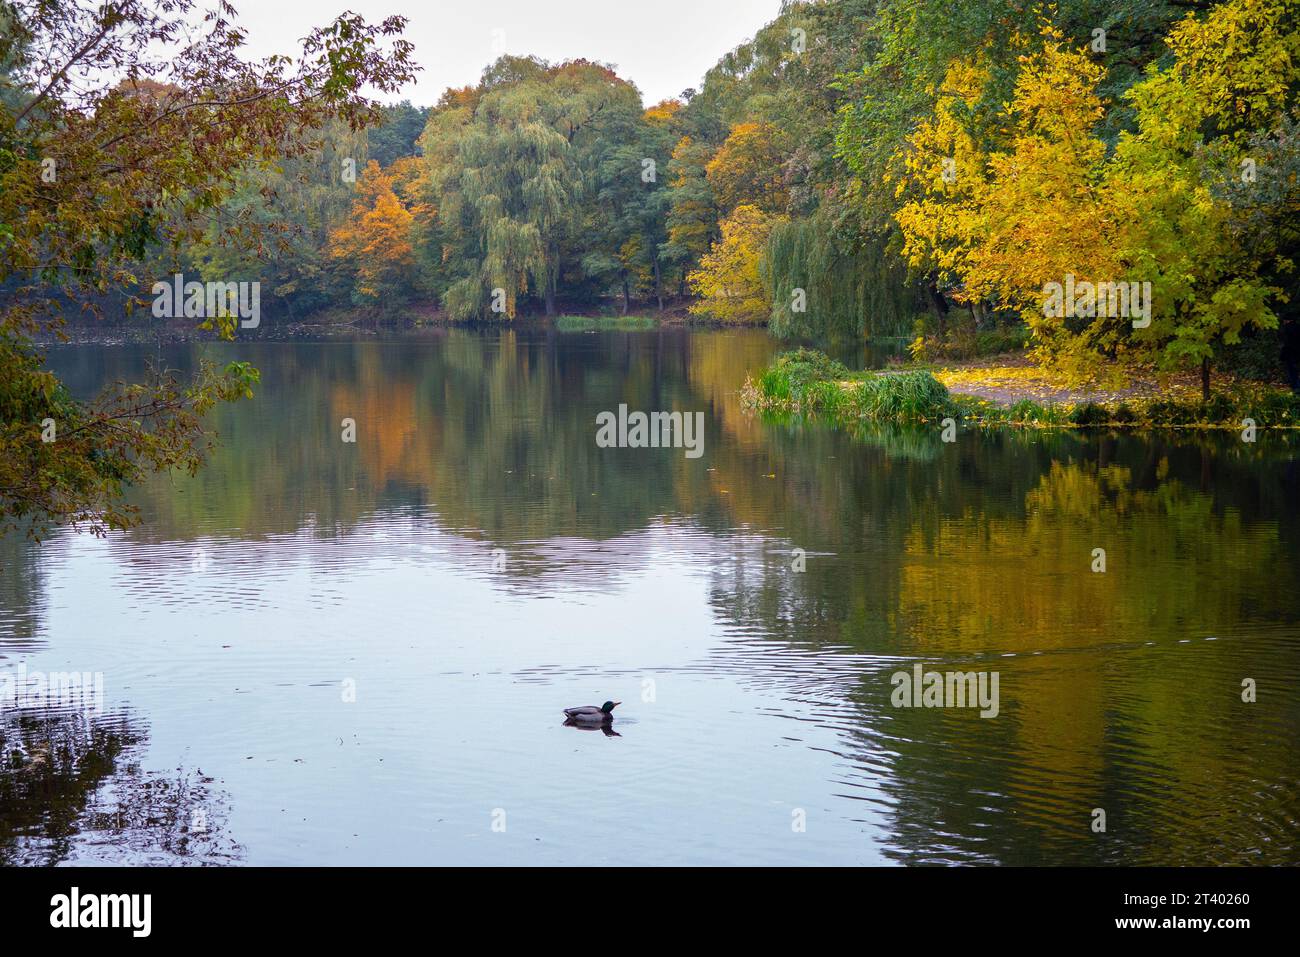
xmin=622 ymin=277 xmax=630 ymax=315
xmin=1281 ymin=318 xmax=1300 ymax=393
xmin=653 ymin=258 xmax=663 ymax=312
xmin=545 ymin=246 xmax=558 ymax=317
xmin=925 ymin=276 xmax=949 ymax=336
xmin=1201 ymin=357 xmax=1211 ymax=402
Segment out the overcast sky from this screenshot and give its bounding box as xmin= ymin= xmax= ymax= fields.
xmin=230 ymin=1 xmax=785 ymax=107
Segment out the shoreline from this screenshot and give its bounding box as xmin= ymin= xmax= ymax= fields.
xmin=744 ymin=350 xmax=1300 ymax=433
xmin=29 ymin=302 xmax=750 ymax=345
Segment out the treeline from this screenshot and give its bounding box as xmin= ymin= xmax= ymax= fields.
xmin=183 ymin=2 xmax=925 ymax=334
xmin=62 ymin=1 xmax=1300 ymax=387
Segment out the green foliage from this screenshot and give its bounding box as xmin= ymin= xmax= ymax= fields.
xmin=758 ymin=348 xmax=851 ymax=403
xmin=413 ymin=57 xmax=653 ymax=318
xmin=367 ymin=100 xmax=431 ymax=167
xmin=661 ymin=134 xmax=717 ymax=283
xmin=753 ymin=349 xmax=952 ymax=422
xmin=764 ymin=212 xmax=919 ymax=340
xmin=909 ymin=315 xmax=1030 ymax=361
xmin=847 ymin=372 xmax=954 ymax=422
xmin=554 ymin=315 xmax=657 ymax=331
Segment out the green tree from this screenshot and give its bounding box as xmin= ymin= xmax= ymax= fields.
xmin=414 ymin=57 xmax=646 ymax=318
xmin=368 ymin=100 xmax=430 ymax=167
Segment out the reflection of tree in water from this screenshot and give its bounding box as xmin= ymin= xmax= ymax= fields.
xmin=706 ymin=434 xmax=1300 ymax=865
xmin=0 ymin=708 xmax=241 ymax=865
xmin=41 ymin=333 xmax=1300 ymax=864
xmin=49 ymin=329 xmax=781 ymax=570
xmin=0 ymin=534 xmax=46 ymax=650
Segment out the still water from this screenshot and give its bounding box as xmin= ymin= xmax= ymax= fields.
xmin=3 ymin=327 xmax=1298 ymax=865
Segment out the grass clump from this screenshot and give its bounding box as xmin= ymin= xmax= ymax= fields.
xmin=757 ymin=348 xmax=850 ymax=406
xmin=555 ymin=315 xmax=657 ymax=331
xmin=849 ymin=371 xmax=954 ymax=422
xmin=749 ymin=350 xmax=953 ymax=423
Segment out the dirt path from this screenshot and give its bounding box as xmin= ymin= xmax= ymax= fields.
xmin=927 ymin=355 xmax=1202 ymax=407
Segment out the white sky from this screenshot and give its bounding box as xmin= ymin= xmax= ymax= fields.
xmin=230 ymin=0 xmax=786 ymax=107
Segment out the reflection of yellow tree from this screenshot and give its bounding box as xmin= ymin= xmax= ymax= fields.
xmin=900 ymin=460 xmax=1287 ymax=653
xmin=894 ymin=458 xmax=1293 ymax=858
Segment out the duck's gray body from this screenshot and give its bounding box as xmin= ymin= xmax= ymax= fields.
xmin=563 ymin=700 xmax=619 ymax=723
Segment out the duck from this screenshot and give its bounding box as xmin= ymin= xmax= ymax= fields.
xmin=563 ymin=700 xmax=620 ymax=724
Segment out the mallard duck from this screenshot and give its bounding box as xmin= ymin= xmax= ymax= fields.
xmin=563 ymin=700 xmax=620 ymax=723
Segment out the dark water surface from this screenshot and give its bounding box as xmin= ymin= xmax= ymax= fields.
xmin=3 ymin=327 xmax=1298 ymax=865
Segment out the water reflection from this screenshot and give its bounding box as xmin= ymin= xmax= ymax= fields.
xmin=0 ymin=707 xmax=240 ymax=865
xmin=0 ymin=328 xmax=1294 ymax=865
xmin=563 ymin=720 xmax=622 ymax=737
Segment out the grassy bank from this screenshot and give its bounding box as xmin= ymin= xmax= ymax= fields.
xmin=749 ymin=349 xmax=954 ymax=423
xmin=554 ymin=314 xmax=659 ymax=331
xmin=743 ymin=349 xmax=1300 ymax=431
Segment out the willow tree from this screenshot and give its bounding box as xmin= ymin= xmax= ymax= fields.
xmin=415 ymin=57 xmax=645 ymax=319
xmin=453 ymin=116 xmax=564 ymax=318
xmin=764 ymin=212 xmax=919 ymax=340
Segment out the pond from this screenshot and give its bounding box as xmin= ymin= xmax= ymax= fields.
xmin=2 ymin=326 xmax=1297 ymax=865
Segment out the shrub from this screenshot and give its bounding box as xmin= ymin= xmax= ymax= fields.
xmin=759 ymin=349 xmax=851 ymax=404
xmin=849 ymin=371 xmax=953 ymax=422
xmin=1070 ymin=402 xmax=1110 ymax=425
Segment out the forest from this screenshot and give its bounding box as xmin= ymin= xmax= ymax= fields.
xmin=2 ymin=0 xmax=1299 ymax=533
xmin=179 ymin=0 xmax=1300 ymax=391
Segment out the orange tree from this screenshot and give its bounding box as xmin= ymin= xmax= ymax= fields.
xmin=328 ymin=160 xmax=422 ymax=305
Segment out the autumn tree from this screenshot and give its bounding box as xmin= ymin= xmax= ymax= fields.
xmin=706 ymin=121 xmax=789 ymax=215
xmin=0 ymin=0 xmax=416 ymax=535
xmin=892 ymin=2 xmax=1299 ymax=393
xmin=1109 ymin=0 xmax=1299 ymax=396
xmin=688 ymin=204 xmax=782 ymax=323
xmin=328 ymin=160 xmax=420 ymax=305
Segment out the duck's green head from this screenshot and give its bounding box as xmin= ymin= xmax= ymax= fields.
xmin=601 ymin=700 xmax=621 ymax=714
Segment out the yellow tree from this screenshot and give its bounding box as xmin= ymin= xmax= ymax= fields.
xmin=892 ymin=3 xmax=1299 ymax=392
xmin=687 ymin=205 xmax=781 ymax=323
xmin=705 ymin=122 xmax=789 ymax=215
xmin=892 ymin=58 xmax=994 ymax=293
xmin=1107 ymin=0 xmax=1298 ymax=395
